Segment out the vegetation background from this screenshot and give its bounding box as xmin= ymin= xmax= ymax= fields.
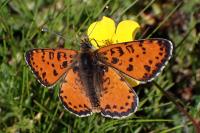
xmin=0 ymin=0 xmax=200 ymax=132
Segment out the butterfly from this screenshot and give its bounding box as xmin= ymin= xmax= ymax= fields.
xmin=25 ymin=38 xmax=173 ymax=118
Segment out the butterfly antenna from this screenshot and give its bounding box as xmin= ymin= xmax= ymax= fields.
xmin=90 ymin=38 xmax=101 ymax=48
xmin=41 ymin=27 xmax=66 ymax=40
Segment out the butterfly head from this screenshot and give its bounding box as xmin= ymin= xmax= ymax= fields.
xmin=80 ymin=40 xmax=93 ymax=51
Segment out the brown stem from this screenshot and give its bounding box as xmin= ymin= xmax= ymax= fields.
xmin=153 ymin=81 xmax=200 ymax=133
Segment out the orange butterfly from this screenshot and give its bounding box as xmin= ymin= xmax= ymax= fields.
xmin=25 ymin=38 xmax=173 ymax=118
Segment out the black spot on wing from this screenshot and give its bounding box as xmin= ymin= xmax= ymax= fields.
xmin=120 ymin=106 xmax=124 ymax=110
xmin=129 ymin=57 xmax=133 ymax=62
xmin=139 ymin=41 xmax=143 ymax=47
xmin=111 ymin=57 xmax=119 ymax=64
xmin=57 ymin=52 xmax=67 ymax=61
xmin=144 ymin=65 xmax=151 ymax=72
xmin=126 ymin=45 xmax=134 ymax=53
xmin=127 ymin=64 xmax=134 ymax=71
xmin=110 ymin=47 xmax=124 ymax=56
xmin=155 ymin=63 xmax=163 ymax=68
xmin=105 ymin=105 xmax=111 ymax=109
xmin=49 ymin=52 xmax=54 ymax=59
xmin=62 ymin=61 xmax=68 ymax=68
xmin=143 ymin=73 xmax=149 ymax=79
xmin=53 ymin=69 xmax=58 ymax=76
xmin=103 ymin=77 xmax=111 ymax=85
xmin=149 ymin=60 xmax=153 ymax=64
xmin=42 ymin=72 xmax=46 ymax=78
xmin=57 ymin=52 xmax=61 ymax=60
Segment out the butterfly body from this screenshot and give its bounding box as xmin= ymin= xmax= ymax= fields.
xmin=25 ymin=38 xmax=173 ymax=118
xmin=76 ymin=43 xmax=100 ymax=110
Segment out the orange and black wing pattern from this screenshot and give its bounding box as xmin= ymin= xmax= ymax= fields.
xmin=96 ymin=38 xmax=173 ymax=83
xmin=59 ymin=66 xmax=92 ymax=116
xmin=25 ymin=49 xmax=78 ymax=87
xmin=97 ymin=65 xmax=138 ymax=118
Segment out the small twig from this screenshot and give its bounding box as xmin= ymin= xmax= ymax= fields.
xmin=153 ymin=81 xmax=200 ymax=133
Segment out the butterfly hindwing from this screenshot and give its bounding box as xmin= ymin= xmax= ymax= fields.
xmin=96 ymin=38 xmax=173 ymax=83
xmin=25 ymin=49 xmax=78 ymax=87
xmin=97 ymin=65 xmax=138 ymax=118
xmin=59 ymin=65 xmax=92 ymax=117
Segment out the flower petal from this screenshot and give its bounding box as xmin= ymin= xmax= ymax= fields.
xmin=87 ymin=16 xmax=116 ymax=48
xmin=125 ymin=76 xmax=140 ymax=87
xmin=115 ymin=20 xmax=140 ymax=43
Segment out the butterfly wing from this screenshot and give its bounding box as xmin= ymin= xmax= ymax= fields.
xmin=96 ymin=65 xmax=138 ymax=118
xmin=96 ymin=38 xmax=173 ymax=83
xmin=25 ymin=49 xmax=78 ymax=87
xmin=59 ymin=65 xmax=92 ymax=117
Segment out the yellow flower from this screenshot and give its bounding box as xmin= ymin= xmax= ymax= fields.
xmin=87 ymin=16 xmax=140 ymax=48
xmin=87 ymin=16 xmax=140 ymax=87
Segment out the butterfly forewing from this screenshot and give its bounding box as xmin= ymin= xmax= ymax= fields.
xmin=97 ymin=65 xmax=138 ymax=118
xmin=59 ymin=66 xmax=92 ymax=117
xmin=96 ymin=38 xmax=173 ymax=83
xmin=25 ymin=49 xmax=78 ymax=87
